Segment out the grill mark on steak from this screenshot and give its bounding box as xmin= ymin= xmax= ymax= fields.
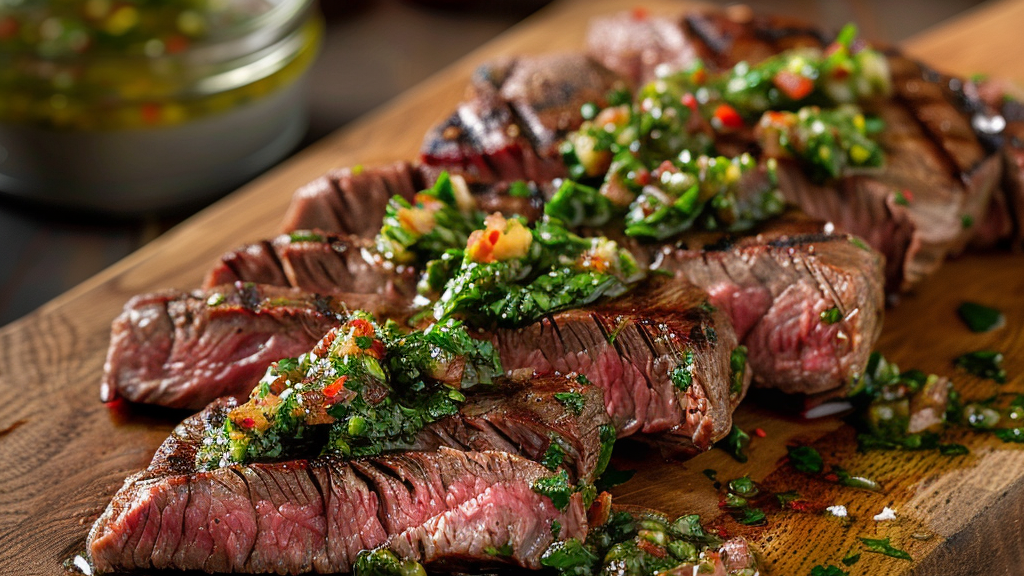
xmin=653 ymin=216 xmax=884 ymax=395
xmin=88 ymin=401 xmax=589 ymax=574
xmin=493 ymin=278 xmax=745 ymax=456
xmin=100 ymin=284 xmax=406 ymax=410
xmin=204 ymin=231 xmax=419 ymax=302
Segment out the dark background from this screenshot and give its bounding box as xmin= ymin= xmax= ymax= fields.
xmin=0 ymin=0 xmax=985 ymax=327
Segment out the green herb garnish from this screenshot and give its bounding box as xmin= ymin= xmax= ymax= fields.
xmin=670 ymin=350 xmax=695 ymax=391
xmin=957 ymin=302 xmax=1005 ymax=333
xmin=820 ymin=307 xmax=842 ymax=324
xmin=810 ymin=565 xmax=848 ymax=576
xmin=718 ymin=425 xmax=751 ymax=463
xmin=532 ymin=470 xmax=575 ymax=511
xmin=955 ymin=350 xmax=1007 ymax=383
xmin=787 ymin=445 xmax=823 ymax=474
xmin=729 ymin=345 xmax=748 ymax=395
xmin=859 ymin=537 xmax=912 ymax=561
xmin=554 ymin=391 xmax=587 ymax=415
xmin=841 ymin=552 xmax=860 ymax=566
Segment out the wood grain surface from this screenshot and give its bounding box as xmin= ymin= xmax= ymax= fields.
xmin=1 ymin=0 xmax=1023 ymax=574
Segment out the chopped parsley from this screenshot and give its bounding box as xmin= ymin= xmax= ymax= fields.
xmin=532 ymin=469 xmax=575 ymax=511
xmin=955 ymin=350 xmax=1007 ymax=383
xmin=670 ymin=350 xmax=695 ymax=391
xmin=596 ymin=465 xmax=636 ymax=492
xmin=841 ymin=552 xmax=860 ymax=566
xmin=859 ymin=537 xmax=912 ymax=561
xmin=957 ymin=302 xmax=1005 ymax=333
xmin=543 ymin=439 xmax=567 ymax=471
xmin=820 ymin=307 xmax=842 ymax=324
xmin=810 ymin=564 xmax=848 ymax=576
xmin=729 ymin=346 xmax=748 ymax=395
xmin=717 ymin=425 xmax=751 ymax=463
xmin=554 ymin=391 xmax=587 ymax=415
xmin=787 ymin=445 xmax=824 ymax=474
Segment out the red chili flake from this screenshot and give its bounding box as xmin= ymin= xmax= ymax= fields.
xmin=753 ymin=427 xmax=767 ymax=438
xmin=680 ymin=92 xmax=699 ymax=113
xmin=348 ymin=318 xmax=374 ymax=337
xmin=773 ymin=70 xmax=814 ymax=101
xmin=823 ymin=473 xmax=840 ymax=483
xmin=240 ymin=417 xmax=256 ymax=429
xmin=634 ymin=169 xmax=651 ymax=186
xmin=787 ymin=500 xmax=817 ymax=513
xmin=636 ymin=540 xmax=666 ymax=558
xmin=717 ymin=499 xmax=728 ymax=509
xmin=716 ymin=526 xmax=729 ymax=538
xmin=713 ymin=104 xmax=744 ymax=130
xmin=368 ymin=340 xmax=387 ymax=360
xmin=902 ymin=189 xmax=915 ymax=203
xmin=631 ymin=6 xmax=649 ymax=20
xmin=323 ymin=375 xmax=348 ymax=399
xmin=140 ymin=103 xmax=162 ymax=125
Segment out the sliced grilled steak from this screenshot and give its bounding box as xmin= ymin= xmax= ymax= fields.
xmin=421 ymin=53 xmax=624 ymax=185
xmin=586 ymin=11 xmax=698 ymax=86
xmin=280 ymin=161 xmax=423 ymax=236
xmin=586 ymin=10 xmax=1007 ymax=291
xmin=100 ymin=284 xmax=404 ymax=409
xmin=974 ymin=78 xmax=1024 ymax=248
xmin=410 ymin=375 xmax=611 ymax=483
xmin=493 ymin=277 xmax=747 ymax=456
xmin=87 ymin=401 xmax=588 ymax=574
xmin=652 ymin=216 xmax=885 ymax=395
xmin=204 ymin=230 xmax=418 ymax=301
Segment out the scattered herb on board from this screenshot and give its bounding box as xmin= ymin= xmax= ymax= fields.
xmin=720 ymin=476 xmax=767 ymax=526
xmin=810 ymin=565 xmax=848 ymax=576
xmin=717 ymin=425 xmax=751 ymax=463
xmin=859 ymin=537 xmax=912 ymax=561
xmin=954 ymin=350 xmax=1007 ymax=383
xmin=595 ymin=465 xmax=636 ymax=492
xmin=787 ymin=445 xmax=824 ymax=474
xmin=841 ymin=552 xmax=861 ymax=566
xmin=957 ymin=302 xmax=1005 ymax=333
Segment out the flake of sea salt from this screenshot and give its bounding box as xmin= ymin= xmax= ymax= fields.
xmin=873 ymin=506 xmax=897 ymax=522
xmin=826 ymin=505 xmax=848 ymax=518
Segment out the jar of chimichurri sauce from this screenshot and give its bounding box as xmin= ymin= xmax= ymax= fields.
xmin=0 ymin=0 xmax=323 ymax=212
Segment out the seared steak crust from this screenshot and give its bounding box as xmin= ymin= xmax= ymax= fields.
xmin=586 ymin=10 xmax=1008 ymax=292
xmin=204 ymin=231 xmax=418 ymax=300
xmin=494 ymin=278 xmax=747 ymax=456
xmin=100 ymin=284 xmax=397 ymax=409
xmin=87 ymin=402 xmax=588 ymax=574
xmin=411 ymin=376 xmax=611 ymax=483
xmin=280 ymin=161 xmax=423 ymax=237
xmin=654 ymin=217 xmax=885 ymax=395
xmin=420 ymin=53 xmax=624 ymax=185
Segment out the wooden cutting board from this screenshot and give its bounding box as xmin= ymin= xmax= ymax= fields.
xmin=1 ymin=0 xmax=1023 ymax=574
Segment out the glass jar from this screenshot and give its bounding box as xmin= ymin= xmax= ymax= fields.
xmin=0 ymin=0 xmax=323 ymax=213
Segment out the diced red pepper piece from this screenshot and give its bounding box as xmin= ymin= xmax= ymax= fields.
xmin=633 ymin=168 xmax=651 ymax=186
xmin=753 ymin=427 xmax=767 ymax=438
xmin=347 ymin=318 xmax=375 ymax=338
xmin=773 ymin=70 xmax=814 ymax=100
xmin=713 ymin=104 xmax=744 ymax=130
xmin=322 ymin=375 xmax=348 ymax=399
xmin=240 ymin=417 xmax=256 ymax=429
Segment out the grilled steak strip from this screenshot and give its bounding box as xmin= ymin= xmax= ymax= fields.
xmin=410 ymin=375 xmax=611 ymax=483
xmin=87 ymin=401 xmax=588 ymax=574
xmin=100 ymin=284 xmax=403 ymax=409
xmin=585 ymin=10 xmax=1007 ymax=291
xmin=280 ymin=161 xmax=423 ymax=237
xmin=494 ymin=277 xmax=747 ymax=456
xmin=420 ymin=53 xmax=625 ymax=185
xmin=204 ymin=231 xmax=418 ymax=300
xmin=653 ymin=216 xmax=885 ymax=395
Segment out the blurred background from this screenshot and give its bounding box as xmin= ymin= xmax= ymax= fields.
xmin=0 ymin=0 xmax=987 ymax=327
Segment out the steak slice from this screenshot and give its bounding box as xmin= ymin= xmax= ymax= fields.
xmin=492 ymin=277 xmax=747 ymax=456
xmin=652 ymin=215 xmax=885 ymax=395
xmin=410 ymin=375 xmax=611 ymax=483
xmin=100 ymin=284 xmax=403 ymax=410
xmin=204 ymin=230 xmax=418 ymax=301
xmin=87 ymin=401 xmax=588 ymax=574
xmin=585 ymin=11 xmax=699 ymax=86
xmin=280 ymin=161 xmax=423 ymax=237
xmin=420 ymin=53 xmax=624 ymax=185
